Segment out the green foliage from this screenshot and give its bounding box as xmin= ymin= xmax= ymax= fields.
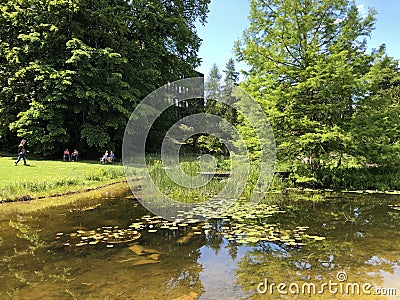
xmin=351 ymin=54 xmax=400 ymax=164
xmin=0 ymin=0 xmax=211 ymax=155
xmin=235 ymin=0 xmax=386 ymax=185
xmin=147 ymin=158 xmax=226 ymax=203
xmin=199 ymin=60 xmax=240 ymax=154
xmin=318 ymin=165 xmax=400 ymax=191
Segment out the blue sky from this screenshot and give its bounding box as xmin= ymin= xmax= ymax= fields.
xmin=195 ymin=0 xmax=400 ymax=80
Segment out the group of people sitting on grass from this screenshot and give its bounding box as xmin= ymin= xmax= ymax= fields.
xmin=63 ymin=149 xmax=79 ymax=162
xmin=100 ymin=150 xmax=116 ymax=164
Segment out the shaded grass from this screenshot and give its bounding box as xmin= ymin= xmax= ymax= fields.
xmin=0 ymin=156 xmax=125 ymax=202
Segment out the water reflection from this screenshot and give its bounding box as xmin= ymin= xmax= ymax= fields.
xmin=0 ymin=187 xmax=399 ymax=299
xmin=235 ymin=193 xmax=400 ymax=299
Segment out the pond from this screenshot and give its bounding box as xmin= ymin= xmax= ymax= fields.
xmin=0 ymin=185 xmax=399 ymax=299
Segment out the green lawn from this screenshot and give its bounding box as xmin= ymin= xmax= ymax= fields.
xmin=0 ymin=156 xmax=125 ymax=202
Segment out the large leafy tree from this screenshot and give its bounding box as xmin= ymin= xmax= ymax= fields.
xmin=236 ymin=0 xmax=376 ymax=182
xmin=351 ymin=53 xmax=400 ymax=165
xmin=0 ymin=0 xmax=210 ymax=156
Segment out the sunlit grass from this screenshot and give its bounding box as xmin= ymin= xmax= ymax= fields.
xmin=145 ymin=156 xmax=270 ymax=203
xmin=147 ymin=158 xmax=227 ymax=203
xmin=0 ymin=156 xmax=125 ymax=201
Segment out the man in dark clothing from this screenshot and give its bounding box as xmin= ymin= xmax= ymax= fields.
xmin=15 ymin=139 xmax=29 ymax=166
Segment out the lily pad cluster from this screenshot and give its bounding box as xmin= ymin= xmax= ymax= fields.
xmin=134 ymin=214 xmax=205 ymax=233
xmin=55 ymin=198 xmax=327 ymax=249
xmin=204 ymin=201 xmax=326 ymax=246
xmin=55 ymin=226 xmax=141 ymax=248
xmin=138 ymin=199 xmax=328 ymax=246
xmin=389 ymin=204 xmax=400 ymax=211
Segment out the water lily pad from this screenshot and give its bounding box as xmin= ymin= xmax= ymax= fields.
xmin=236 ymin=239 xmax=248 ymax=244
xmin=148 ymin=253 xmax=160 ymax=261
xmin=245 ymin=237 xmax=260 ymax=243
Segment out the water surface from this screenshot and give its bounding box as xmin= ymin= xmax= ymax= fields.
xmin=0 ymin=187 xmax=399 ymax=299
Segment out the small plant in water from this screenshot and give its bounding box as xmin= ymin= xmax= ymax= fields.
xmin=48 ymin=267 xmax=73 ymax=283
xmin=9 ymin=220 xmax=44 ymax=253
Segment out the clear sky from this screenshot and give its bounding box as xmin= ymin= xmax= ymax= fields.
xmin=195 ymin=0 xmax=400 ymax=80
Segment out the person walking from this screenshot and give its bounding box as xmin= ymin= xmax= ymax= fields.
xmin=15 ymin=139 xmax=29 ymax=166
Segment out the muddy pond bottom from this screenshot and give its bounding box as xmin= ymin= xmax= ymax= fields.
xmin=0 ymin=186 xmax=399 ymax=299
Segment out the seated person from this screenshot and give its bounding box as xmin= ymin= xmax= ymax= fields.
xmin=100 ymin=150 xmax=108 ymax=164
xmin=71 ymin=149 xmax=79 ymax=161
xmin=63 ymin=149 xmax=70 ymax=161
xmin=107 ymin=151 xmax=115 ymax=163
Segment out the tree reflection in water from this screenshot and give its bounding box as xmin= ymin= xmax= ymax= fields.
xmin=234 ymin=193 xmax=400 ymax=299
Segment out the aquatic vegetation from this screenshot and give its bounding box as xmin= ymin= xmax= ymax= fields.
xmin=389 ymin=204 xmax=400 ymax=211
xmin=48 ymin=267 xmax=73 ymax=283
xmin=5 ymin=185 xmax=400 ymax=299
xmin=14 ymin=272 xmax=35 ymax=287
xmin=147 ymin=158 xmax=227 ymax=203
xmin=196 ymin=201 xmax=322 ymax=246
xmin=56 ymin=226 xmax=141 ymax=248
xmin=9 ymin=220 xmax=44 ymax=252
xmin=52 ymin=193 xmax=328 ymax=253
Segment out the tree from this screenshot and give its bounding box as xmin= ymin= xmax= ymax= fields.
xmin=0 ymin=0 xmax=80 ymax=154
xmin=223 ymin=58 xmax=239 ymax=90
xmin=205 ymin=63 xmax=222 ymax=105
xmin=198 ymin=63 xmax=225 ymax=153
xmin=351 ymin=53 xmax=400 ymax=165
xmin=221 ymin=58 xmax=239 ymax=124
xmin=236 ymin=0 xmax=376 ymax=184
xmin=0 ymin=0 xmax=211 ymax=156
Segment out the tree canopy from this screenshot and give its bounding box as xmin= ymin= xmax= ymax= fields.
xmin=0 ymin=0 xmax=210 ymax=156
xmin=234 ymin=0 xmax=399 ymax=184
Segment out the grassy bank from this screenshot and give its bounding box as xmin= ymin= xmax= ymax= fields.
xmin=0 ymin=156 xmax=125 ymax=202
xmin=145 ymin=156 xmax=400 ymax=204
xmin=0 ymin=182 xmax=131 ymax=216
